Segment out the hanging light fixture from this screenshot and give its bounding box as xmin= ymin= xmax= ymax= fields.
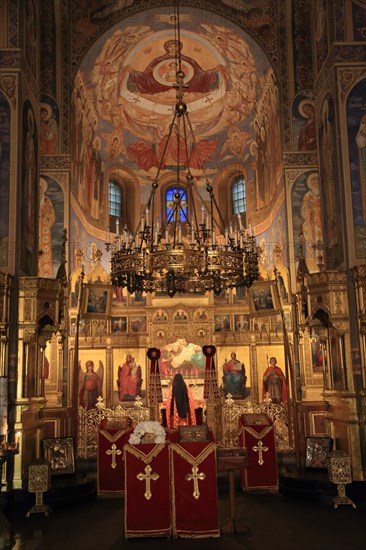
xmin=109 ymin=1 xmax=259 ymax=297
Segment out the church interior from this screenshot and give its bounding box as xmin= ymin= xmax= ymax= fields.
xmin=1 ymin=0 xmax=366 ymax=546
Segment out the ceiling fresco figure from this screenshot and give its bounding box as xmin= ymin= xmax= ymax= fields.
xmin=125 ymin=39 xmax=228 ymax=95
xmin=128 ymin=122 xmax=217 ymax=172
xmin=89 ymin=14 xmax=267 ymax=144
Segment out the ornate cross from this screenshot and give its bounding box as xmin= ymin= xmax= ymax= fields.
xmin=137 ymin=465 xmax=159 ymax=500
xmin=185 ymin=465 xmax=206 ymax=499
xmin=106 ymin=443 xmax=122 ymax=469
xmin=252 ymin=439 xmax=268 ymax=465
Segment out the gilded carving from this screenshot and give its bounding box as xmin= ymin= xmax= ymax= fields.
xmin=306 ymin=272 xmax=347 ymax=286
xmin=0 ymin=51 xmax=21 ymax=68
xmin=334 ymin=292 xmax=343 ymax=315
xmin=283 ymin=152 xmax=318 ymax=166
xmin=0 ymin=74 xmax=17 ymax=107
xmin=353 ymin=265 xmax=366 ymax=279
xmin=40 ymin=156 xmax=71 ymax=170
xmin=339 ymin=67 xmax=366 ymax=103
xmin=24 ymin=299 xmax=33 ymax=322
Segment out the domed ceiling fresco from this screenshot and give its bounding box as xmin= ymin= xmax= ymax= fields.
xmin=70 ymin=5 xmax=287 ymax=275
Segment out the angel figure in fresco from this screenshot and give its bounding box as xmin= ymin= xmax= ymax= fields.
xmin=128 ymin=122 xmax=217 ymax=172
xmin=219 ymin=125 xmax=251 ymax=159
xmin=101 ymin=130 xmax=127 ymax=159
xmin=78 ymin=360 xmax=104 ymax=409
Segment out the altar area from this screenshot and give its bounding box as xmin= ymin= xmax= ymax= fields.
xmin=76 ymin=385 xmax=289 ymax=537
xmin=56 ymin=344 xmax=294 ymax=538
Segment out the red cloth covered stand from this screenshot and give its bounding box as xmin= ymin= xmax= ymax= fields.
xmin=124 ymin=443 xmax=171 ymax=538
xmin=170 ymin=441 xmax=220 ymax=538
xmin=239 ymin=415 xmax=278 ymax=491
xmin=97 ymin=425 xmax=132 ymax=496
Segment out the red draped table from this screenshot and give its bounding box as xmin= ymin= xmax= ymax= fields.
xmin=98 ymin=421 xmax=132 ymax=496
xmin=239 ymin=414 xmax=278 ymax=492
xmin=170 ymin=441 xmax=220 ymax=538
xmin=124 ymin=443 xmax=171 ymax=538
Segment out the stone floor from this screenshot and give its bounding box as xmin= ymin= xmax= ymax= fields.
xmin=1 ymin=471 xmax=365 ymax=550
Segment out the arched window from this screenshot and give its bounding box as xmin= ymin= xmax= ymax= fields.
xmin=232 ymin=175 xmax=246 ymax=214
xmin=165 ymin=186 xmax=187 ymax=222
xmin=109 ymin=179 xmax=122 ymax=217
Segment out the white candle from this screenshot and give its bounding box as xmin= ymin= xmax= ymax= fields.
xmin=225 ymin=228 xmax=229 ymax=246
xmin=116 ymin=219 xmax=120 ymax=236
xmin=237 ymin=213 xmax=243 ymax=231
xmin=248 ymin=221 xmax=253 ymax=237
xmin=201 ymin=205 xmax=205 ymax=224
xmin=145 ymin=208 xmax=149 ymax=226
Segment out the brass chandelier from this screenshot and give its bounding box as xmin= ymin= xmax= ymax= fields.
xmin=110 ymin=2 xmax=259 ymax=297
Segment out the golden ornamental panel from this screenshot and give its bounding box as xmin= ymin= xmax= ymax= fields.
xmin=77 ymin=398 xmax=149 ymax=459
xmin=218 ymin=395 xmax=290 ymax=452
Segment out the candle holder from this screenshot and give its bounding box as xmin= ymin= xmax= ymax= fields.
xmin=327 ymin=450 xmax=356 ymax=509
xmin=26 ymin=461 xmax=52 ymax=517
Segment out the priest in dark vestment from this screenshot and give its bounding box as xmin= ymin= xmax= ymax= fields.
xmin=166 ymin=373 xmax=197 ymax=429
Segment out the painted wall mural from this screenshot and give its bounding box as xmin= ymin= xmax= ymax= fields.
xmin=314 ymin=0 xmax=328 ymax=74
xmin=0 ymin=92 xmax=11 ymax=268
xmin=21 ymin=100 xmax=38 ymax=276
xmin=69 ymin=6 xmax=284 ymax=247
xmin=70 ymin=207 xmax=110 ymax=277
xmin=352 ymin=1 xmax=366 ymax=41
xmin=38 ymin=175 xmax=64 ymax=278
xmin=291 ymin=171 xmax=323 ymax=273
xmin=24 ymin=0 xmax=38 ymax=78
xmin=256 ymin=202 xmax=289 ymax=282
xmin=292 ymin=93 xmax=317 ymax=151
xmin=318 ymin=95 xmax=344 ymax=269
xmin=292 ymin=1 xmax=312 ymax=93
xmin=40 ymin=95 xmax=59 ymax=155
xmin=347 ymin=78 xmax=366 ymax=259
